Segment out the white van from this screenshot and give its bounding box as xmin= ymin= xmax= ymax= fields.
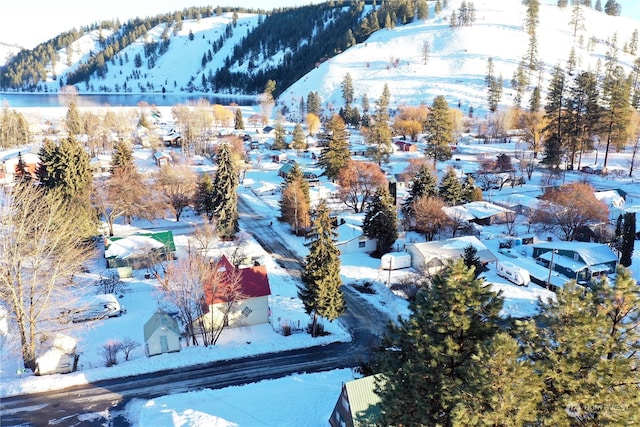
xmin=67 ymin=294 xmax=123 ymax=322
xmin=497 ymin=261 xmax=530 ymax=287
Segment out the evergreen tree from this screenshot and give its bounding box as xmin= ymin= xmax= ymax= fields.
xmin=14 ymin=152 xmax=32 ymax=183
xmin=565 ymin=71 xmax=600 ymax=170
xmin=193 ymin=173 xmax=216 ymax=223
xmin=362 ymin=187 xmax=398 ymax=255
xmin=417 ymin=0 xmax=429 ymax=21
xmin=375 ymin=260 xmax=504 ymax=426
xmin=460 ymin=244 xmax=485 ymax=278
xmin=529 ymin=85 xmax=541 ymax=112
xmin=438 ymin=167 xmax=464 ymax=205
xmin=461 ymin=174 xmax=482 ymax=202
xmin=595 ymin=0 xmax=602 ymax=11
xmin=37 ymin=136 xmax=95 ymax=239
xmin=291 ymin=123 xmax=307 ymax=154
xmin=615 ymin=212 xmax=636 ymax=267
xmin=65 ymin=100 xmax=83 ymax=137
xmin=524 ymin=269 xmax=640 ymax=425
xmin=601 ymin=66 xmax=633 ymax=168
xmin=543 ymin=64 xmax=567 ymax=168
xmin=37 ymin=136 xmax=90 ymax=201
xmin=451 ymin=332 xmax=544 ymax=425
xmin=318 ymin=114 xmax=351 ymax=181
xmin=298 ymin=200 xmax=345 ymax=337
xmin=364 ymin=85 xmax=393 ymax=165
xmin=110 ymin=140 xmax=135 ymax=174
xmin=435 ymin=0 xmax=442 ymax=14
xmin=424 ymin=95 xmax=454 ymax=165
xmin=272 ymin=120 xmax=287 ymax=151
xmin=234 ymin=108 xmax=244 ymax=130
xmin=486 ymin=58 xmax=503 ymax=112
xmin=604 ymin=0 xmax=621 ymax=16
xmin=630 ymin=29 xmax=639 ymax=56
xmin=0 ymin=106 xmax=30 ymax=148
xmin=212 ymin=143 xmax=239 ymax=239
xmin=341 ymin=72 xmax=355 ymax=105
xmin=306 ymin=91 xmax=322 ymax=117
xmin=402 ymin=164 xmax=437 ymax=218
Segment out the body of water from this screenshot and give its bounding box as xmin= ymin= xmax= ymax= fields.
xmin=0 ymin=92 xmax=257 ymax=108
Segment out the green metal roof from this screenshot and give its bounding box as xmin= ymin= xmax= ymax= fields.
xmin=345 ymin=375 xmax=383 ymax=426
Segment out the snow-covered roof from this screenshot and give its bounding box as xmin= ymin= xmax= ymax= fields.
xmin=532 ymin=242 xmax=618 ymax=267
xmin=490 ymin=193 xmax=540 ymax=209
xmin=442 ymin=205 xmax=474 ymax=221
xmin=463 ymin=201 xmax=512 ymax=219
xmin=408 ymin=236 xmax=498 ymax=265
xmin=105 ymin=235 xmax=164 ymax=259
xmin=336 ymin=222 xmax=366 ymax=245
xmin=595 ymin=190 xmax=625 ymax=208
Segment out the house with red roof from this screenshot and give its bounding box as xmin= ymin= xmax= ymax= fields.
xmin=201 ymin=255 xmax=272 ymax=329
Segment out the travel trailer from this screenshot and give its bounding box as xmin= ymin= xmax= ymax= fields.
xmin=380 ymin=252 xmax=412 ymax=270
xmin=497 ymin=261 xmax=530 ymax=287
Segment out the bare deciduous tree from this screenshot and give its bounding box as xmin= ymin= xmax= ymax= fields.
xmin=0 ymin=184 xmax=94 ymax=370
xmin=92 ymin=169 xmax=159 ymax=236
xmin=157 ymin=249 xmax=211 ymax=346
xmin=413 ymin=195 xmax=453 ymax=241
xmin=531 ymin=182 xmax=609 ymax=241
xmin=155 ymin=163 xmax=197 ymax=222
xmin=337 ymin=160 xmax=388 ymax=213
xmin=202 ymin=257 xmax=245 ymax=346
xmin=95 ymin=270 xmax=129 ymax=296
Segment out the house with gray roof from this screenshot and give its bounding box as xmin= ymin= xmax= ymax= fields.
xmin=532 ymin=242 xmax=618 ymax=286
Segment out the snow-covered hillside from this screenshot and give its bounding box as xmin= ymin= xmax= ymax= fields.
xmin=281 ymin=0 xmax=640 ymax=117
xmin=7 ymin=0 xmax=639 ymax=119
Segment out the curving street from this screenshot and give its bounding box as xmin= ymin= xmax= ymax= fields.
xmin=0 ymin=195 xmax=392 ymax=426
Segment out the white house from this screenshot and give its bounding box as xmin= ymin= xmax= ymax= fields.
xmin=143 ymin=310 xmax=182 ymax=357
xmin=335 ymin=222 xmax=377 ymax=254
xmin=406 ymin=236 xmax=498 ymax=275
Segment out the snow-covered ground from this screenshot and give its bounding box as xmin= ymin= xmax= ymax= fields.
xmin=1 ymin=100 xmax=639 ymax=424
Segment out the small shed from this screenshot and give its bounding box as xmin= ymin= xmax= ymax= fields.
xmin=144 ymin=310 xmax=182 ymax=357
xmin=154 ymin=151 xmax=172 ymax=167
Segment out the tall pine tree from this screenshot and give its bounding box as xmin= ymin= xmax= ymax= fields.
xmin=193 ymin=173 xmax=216 ymax=223
xmin=298 ymin=200 xmax=345 ymax=337
xmin=212 ymin=143 xmax=239 ymax=239
xmin=375 ymin=260 xmax=504 ymax=426
xmin=318 ymin=114 xmax=351 ymax=181
xmin=424 ymin=95 xmax=454 ymax=166
xmin=439 ymin=167 xmax=464 ymax=205
xmin=362 ymin=187 xmax=399 ymax=256
xmin=402 ymin=163 xmax=437 ymax=219
xmin=37 ymin=136 xmax=95 ymax=240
